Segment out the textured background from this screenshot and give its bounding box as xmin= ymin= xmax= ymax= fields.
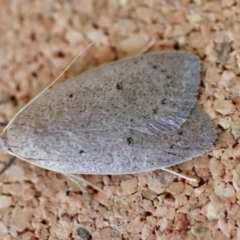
xmin=0 ymin=0 xmax=239 ymax=239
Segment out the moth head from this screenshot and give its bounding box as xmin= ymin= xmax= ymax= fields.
xmin=0 ymin=135 xmax=6 ymax=151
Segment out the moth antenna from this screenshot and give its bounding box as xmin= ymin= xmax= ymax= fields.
xmin=65 ymin=173 xmax=106 ymax=193
xmin=3 ymin=41 xmax=95 ymax=131
xmin=161 ymin=167 xmax=198 ymax=182
xmin=0 ymin=156 xmax=16 ymax=176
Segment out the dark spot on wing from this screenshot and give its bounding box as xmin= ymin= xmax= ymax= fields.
xmin=127 ymin=137 xmax=134 ymax=145
xmin=116 ymin=82 xmax=123 ymax=90
xmin=152 ymin=65 xmax=158 ymax=69
xmin=178 ymin=131 xmax=183 ymax=136
xmin=161 ymin=98 xmax=166 ymax=105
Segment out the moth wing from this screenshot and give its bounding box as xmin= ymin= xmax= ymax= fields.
xmin=5 ymin=107 xmax=216 ymax=174
xmin=12 ymin=51 xmax=201 ymax=137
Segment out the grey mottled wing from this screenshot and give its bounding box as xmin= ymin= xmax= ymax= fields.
xmin=8 ymin=51 xmax=200 ymax=136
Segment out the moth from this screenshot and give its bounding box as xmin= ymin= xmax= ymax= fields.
xmin=0 ymin=51 xmax=216 ymax=175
